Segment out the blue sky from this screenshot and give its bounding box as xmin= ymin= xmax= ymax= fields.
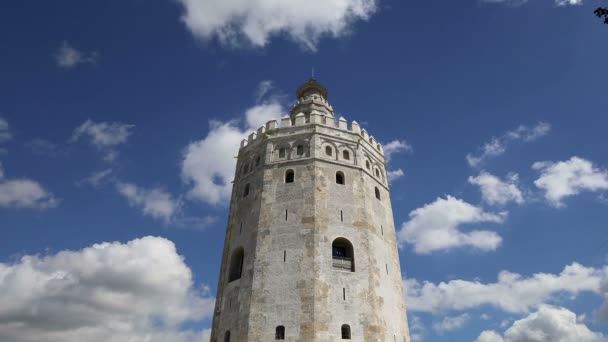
xmin=1 ymin=0 xmax=608 ymax=341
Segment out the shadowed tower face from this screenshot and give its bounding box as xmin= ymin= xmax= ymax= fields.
xmin=210 ymin=79 xmax=410 ymax=342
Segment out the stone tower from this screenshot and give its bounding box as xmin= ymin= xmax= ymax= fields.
xmin=210 ymin=79 xmax=410 ymax=342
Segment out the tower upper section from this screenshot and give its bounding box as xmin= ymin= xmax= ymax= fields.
xmin=290 ymin=78 xmax=335 ymax=118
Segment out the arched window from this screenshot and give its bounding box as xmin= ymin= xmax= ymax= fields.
xmin=243 ymin=164 xmax=249 ymax=174
xmin=228 ymin=248 xmax=244 ymax=282
xmin=243 ymin=183 xmax=250 ymax=197
xmin=275 ymin=326 xmax=285 ymax=340
xmin=279 ymin=148 xmax=286 ymax=158
xmin=375 ymin=169 xmax=380 ymax=178
xmin=224 ymin=331 xmax=231 ymax=342
xmin=325 ymin=146 xmax=333 ymax=156
xmin=285 ymin=169 xmax=295 ymax=183
xmin=297 ymin=145 xmax=304 ymax=156
xmin=341 ymin=325 xmax=351 ymax=339
xmin=342 ymin=150 xmax=350 ymax=160
xmin=365 ymin=160 xmax=371 ymax=170
xmin=332 ymin=238 xmax=354 ymax=272
xmin=375 ymin=187 xmax=381 ymax=200
xmin=336 ymin=171 xmax=345 ymax=185
xmin=256 ymin=156 xmax=261 ymax=166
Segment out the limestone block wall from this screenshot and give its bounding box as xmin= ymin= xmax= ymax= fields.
xmin=210 ymin=114 xmax=409 ymax=342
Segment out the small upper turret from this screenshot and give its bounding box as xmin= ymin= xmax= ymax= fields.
xmin=290 ymin=78 xmax=334 ymax=118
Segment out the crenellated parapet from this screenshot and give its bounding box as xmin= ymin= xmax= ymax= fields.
xmin=238 ymin=113 xmax=385 ymax=158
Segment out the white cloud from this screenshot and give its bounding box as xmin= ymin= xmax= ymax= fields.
xmin=26 ymin=139 xmax=63 ymax=157
xmin=388 ymin=169 xmax=405 ymax=181
xmin=404 ymin=262 xmax=605 ymax=314
xmin=181 ymin=81 xmax=284 ymax=205
xmin=383 ymin=139 xmax=413 ymax=160
xmin=398 ymin=195 xmax=505 ymax=254
xmin=176 ymin=0 xmax=377 ymax=51
xmin=555 ymin=0 xmax=582 ymax=5
xmin=0 ymin=236 xmax=214 ymax=342
xmin=408 ymin=315 xmax=425 ymax=342
xmin=71 ymin=119 xmax=134 ymax=162
xmin=469 ymin=171 xmax=524 ymax=206
xmin=433 ymin=313 xmax=470 ymax=333
xmin=533 ymin=156 xmax=608 ymax=207
xmin=77 ymin=169 xmax=113 ymax=188
xmin=0 ymin=179 xmax=58 ymax=209
xmin=467 ymin=122 xmax=550 ymax=167
xmin=476 ymin=305 xmax=605 ymax=342
xmin=0 ymin=116 xmax=11 ymax=143
xmin=54 ymin=41 xmax=98 ymax=69
xmin=116 ymin=182 xmax=181 ymax=223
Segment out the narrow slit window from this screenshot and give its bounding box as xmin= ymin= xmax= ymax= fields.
xmin=285 ymin=169 xmax=295 ymax=183
xmin=341 ymin=325 xmax=351 ymax=339
xmin=284 ymin=250 xmax=286 ymax=262
xmin=256 ymin=156 xmax=261 ymax=166
xmin=342 ymin=150 xmax=350 ymax=160
xmin=279 ymin=148 xmax=286 ymax=158
xmin=297 ymin=145 xmax=304 ymax=156
xmin=375 ymin=187 xmax=381 ymax=200
xmin=366 ymin=160 xmax=371 ymax=170
xmin=275 ymin=326 xmax=285 ymax=340
xmin=375 ymin=169 xmax=380 ymax=178
xmin=343 ymin=288 xmax=346 ymax=301
xmin=386 ymin=263 xmax=389 ymax=275
xmin=381 ymin=225 xmax=384 ymax=236
xmin=285 ymin=209 xmax=288 ymax=221
xmin=336 ymin=171 xmax=345 ymax=185
xmin=243 ymin=184 xmax=250 ymax=197
xmin=240 ymin=223 xmax=243 ymax=234
xmin=228 ymin=248 xmax=244 ymax=282
xmin=340 ymin=210 xmax=343 ymax=222
xmin=325 ymin=146 xmax=332 ymax=156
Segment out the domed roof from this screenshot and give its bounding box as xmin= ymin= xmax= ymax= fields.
xmin=296 ymin=78 xmax=328 ymax=99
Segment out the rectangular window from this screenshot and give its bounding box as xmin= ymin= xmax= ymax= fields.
xmin=279 ymin=148 xmax=285 ymax=158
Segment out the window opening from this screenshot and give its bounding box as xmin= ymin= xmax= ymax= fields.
xmin=341 ymin=210 xmax=343 ymax=222
xmin=375 ymin=187 xmax=381 ymax=200
xmin=285 ymin=169 xmax=295 ymax=183
xmin=279 ymin=148 xmax=285 ymax=158
xmin=224 ymin=331 xmax=231 ymax=342
xmin=341 ymin=325 xmax=351 ymax=339
xmin=336 ymin=171 xmax=345 ymax=185
xmin=325 ymin=146 xmax=332 ymax=156
xmin=228 ymin=248 xmax=244 ymax=282
xmin=243 ymin=184 xmax=250 ymax=197
xmin=297 ymin=145 xmax=304 ymax=156
xmin=275 ymin=326 xmax=285 ymax=340
xmin=332 ymin=238 xmax=355 ymax=272
xmin=366 ymin=160 xmax=371 ymax=170
xmin=284 ymin=250 xmax=286 ymax=262
xmin=343 ymin=150 xmax=350 ymax=160
xmin=343 ymin=288 xmax=346 ymax=301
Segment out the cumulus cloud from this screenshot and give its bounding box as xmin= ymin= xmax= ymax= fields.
xmin=0 ymin=116 xmax=11 ymax=143
xmin=467 ymin=122 xmax=550 ymax=167
xmin=533 ymin=156 xmax=608 ymax=207
xmin=433 ymin=313 xmax=470 ymax=333
xmin=476 ymin=305 xmax=605 ymax=342
xmin=404 ymin=262 xmax=605 ymax=314
xmin=398 ymin=196 xmax=505 ymax=254
xmin=181 ymin=81 xmax=284 ymax=205
xmin=0 ymin=163 xmax=58 ymax=209
xmin=71 ymin=119 xmax=134 ymax=162
xmin=0 ymin=236 xmax=214 ymax=342
xmin=383 ymin=139 xmax=413 ymax=160
xmin=176 ymin=0 xmax=377 ymax=51
xmin=469 ymin=171 xmax=524 ymax=206
xmin=54 ymin=41 xmax=98 ymax=69
xmin=116 ymin=182 xmax=181 ymax=223
xmin=388 ymin=168 xmax=405 ymax=181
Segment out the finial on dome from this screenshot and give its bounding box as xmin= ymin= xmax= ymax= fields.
xmin=296 ymin=77 xmax=328 ymax=99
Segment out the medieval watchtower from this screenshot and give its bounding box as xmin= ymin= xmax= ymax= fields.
xmin=210 ymin=79 xmax=410 ymax=342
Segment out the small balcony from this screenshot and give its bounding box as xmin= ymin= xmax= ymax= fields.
xmin=332 ymin=256 xmax=354 ymax=272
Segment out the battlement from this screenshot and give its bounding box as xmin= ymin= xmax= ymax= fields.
xmin=239 ymin=112 xmax=385 ymax=156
